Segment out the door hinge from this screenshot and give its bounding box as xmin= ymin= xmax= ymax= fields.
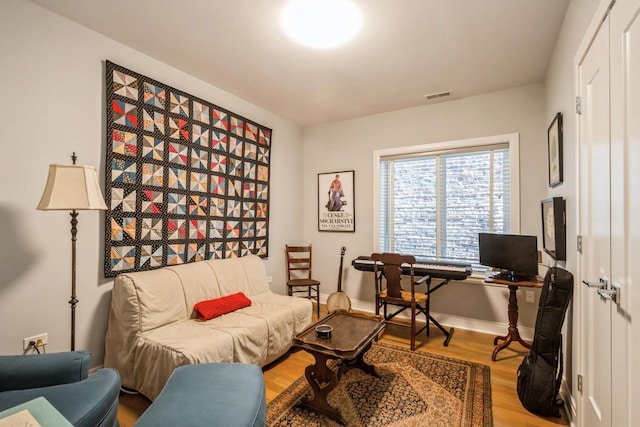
xmin=576 ymin=96 xmax=582 ymax=115
xmin=578 ymin=374 xmax=583 ymax=393
xmin=577 ymin=235 xmax=583 ymax=254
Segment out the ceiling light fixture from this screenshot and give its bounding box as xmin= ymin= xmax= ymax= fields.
xmin=280 ymin=0 xmax=362 ymax=49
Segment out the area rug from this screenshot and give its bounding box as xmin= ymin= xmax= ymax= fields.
xmin=267 ymin=342 xmax=492 ymax=427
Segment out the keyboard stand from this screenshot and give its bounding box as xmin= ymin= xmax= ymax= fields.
xmin=426 ymin=278 xmax=455 ymax=346
xmin=355 ymin=256 xmax=468 ymax=347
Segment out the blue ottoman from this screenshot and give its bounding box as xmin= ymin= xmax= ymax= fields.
xmin=134 ymin=363 xmax=266 ymax=427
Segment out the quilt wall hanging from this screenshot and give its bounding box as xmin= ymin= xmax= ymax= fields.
xmin=104 ymin=61 xmax=271 ymax=277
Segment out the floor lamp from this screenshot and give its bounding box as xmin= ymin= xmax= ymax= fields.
xmin=37 ymin=153 xmax=107 ymax=351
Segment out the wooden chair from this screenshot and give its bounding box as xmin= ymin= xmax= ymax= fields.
xmin=285 ymin=245 xmax=320 ymax=317
xmin=372 ymin=252 xmax=431 ymax=350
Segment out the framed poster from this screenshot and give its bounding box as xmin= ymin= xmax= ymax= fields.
xmin=548 ymin=112 xmax=563 ymax=187
xmin=318 ymin=170 xmax=355 ymax=232
xmin=541 ymin=197 xmax=566 ymax=260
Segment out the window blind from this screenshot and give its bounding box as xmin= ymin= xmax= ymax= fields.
xmin=378 ymin=144 xmax=510 ymax=267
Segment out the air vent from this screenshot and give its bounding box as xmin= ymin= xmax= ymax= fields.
xmin=424 ymin=91 xmax=451 ymax=100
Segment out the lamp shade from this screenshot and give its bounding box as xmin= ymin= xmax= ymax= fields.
xmin=37 ymin=164 xmax=107 ymax=211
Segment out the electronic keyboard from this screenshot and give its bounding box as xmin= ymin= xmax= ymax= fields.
xmin=351 ymin=256 xmax=472 ymax=281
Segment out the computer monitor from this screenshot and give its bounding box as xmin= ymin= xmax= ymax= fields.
xmin=478 ymin=233 xmax=538 ymax=281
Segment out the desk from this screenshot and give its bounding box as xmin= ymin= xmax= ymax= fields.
xmin=484 ymin=273 xmax=542 ymax=361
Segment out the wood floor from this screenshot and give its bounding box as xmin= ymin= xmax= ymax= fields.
xmin=117 ymin=306 xmax=570 ymax=427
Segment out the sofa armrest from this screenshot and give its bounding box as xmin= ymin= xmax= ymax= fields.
xmin=0 ymin=351 xmax=91 ymax=392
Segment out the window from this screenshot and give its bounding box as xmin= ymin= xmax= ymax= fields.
xmin=374 ymin=134 xmax=520 ymax=271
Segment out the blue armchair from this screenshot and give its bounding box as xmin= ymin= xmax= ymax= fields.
xmin=0 ymin=351 xmax=120 ymax=427
xmin=134 ymin=363 xmax=266 ymax=427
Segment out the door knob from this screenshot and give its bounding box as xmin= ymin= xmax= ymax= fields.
xmin=597 ymin=282 xmax=620 ymax=304
xmin=582 ymin=277 xmax=607 ymax=289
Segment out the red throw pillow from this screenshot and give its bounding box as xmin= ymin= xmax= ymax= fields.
xmin=193 ymin=292 xmax=252 ymax=320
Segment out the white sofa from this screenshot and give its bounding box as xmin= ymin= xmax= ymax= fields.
xmin=104 ymin=254 xmax=312 ymax=400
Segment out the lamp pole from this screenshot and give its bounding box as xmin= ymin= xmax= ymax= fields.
xmin=69 ymin=209 xmax=78 ymax=351
xmin=69 ymin=152 xmax=78 ymax=351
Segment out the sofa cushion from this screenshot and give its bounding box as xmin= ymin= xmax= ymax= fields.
xmin=117 ymin=269 xmax=186 ymax=332
xmin=237 ymin=254 xmax=274 ymax=295
xmin=135 ymin=321 xmax=236 ymax=399
xmin=239 ymin=302 xmax=296 ymax=364
xmin=206 ymin=258 xmax=253 ymax=296
xmin=200 ymin=312 xmax=270 ymax=365
xmin=251 ymin=292 xmax=313 ymax=333
xmin=167 ymin=261 xmax=222 ymax=313
xmin=194 ymin=292 xmax=252 ymax=320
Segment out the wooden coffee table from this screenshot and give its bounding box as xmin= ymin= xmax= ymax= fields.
xmin=293 ymin=310 xmax=385 ymax=425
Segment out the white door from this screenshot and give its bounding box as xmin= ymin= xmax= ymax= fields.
xmin=610 ymin=0 xmax=640 ymax=425
xmin=578 ymin=0 xmax=639 ymax=425
xmin=578 ymin=15 xmax=612 ymax=427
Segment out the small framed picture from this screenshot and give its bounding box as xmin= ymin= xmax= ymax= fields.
xmin=541 ymin=197 xmax=566 ymax=260
xmin=548 ymin=112 xmax=563 ymax=187
xmin=318 ymin=170 xmax=355 ymax=232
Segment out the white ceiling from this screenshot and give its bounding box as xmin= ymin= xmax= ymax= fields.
xmin=31 ymin=0 xmax=570 ymax=127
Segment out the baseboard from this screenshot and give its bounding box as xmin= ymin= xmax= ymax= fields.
xmin=322 ymin=294 xmax=534 ymax=339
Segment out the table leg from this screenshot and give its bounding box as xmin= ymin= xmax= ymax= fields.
xmin=337 ymin=341 xmax=380 ymax=379
xmin=492 ymin=285 xmax=532 ymax=361
xmin=296 ymin=352 xmax=347 ymax=425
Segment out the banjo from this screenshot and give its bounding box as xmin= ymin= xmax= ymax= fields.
xmin=326 ymin=246 xmax=351 ymax=312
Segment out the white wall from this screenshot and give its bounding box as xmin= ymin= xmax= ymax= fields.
xmin=0 ymin=0 xmax=303 ymax=364
xmin=301 ymin=84 xmax=549 ymax=334
xmin=544 ymin=0 xmax=601 ymax=413
xmin=545 ymin=0 xmax=602 ymax=273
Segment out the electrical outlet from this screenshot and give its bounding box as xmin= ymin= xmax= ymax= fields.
xmin=525 ymin=290 xmax=535 ymax=303
xmin=23 ymin=333 xmax=48 ymax=350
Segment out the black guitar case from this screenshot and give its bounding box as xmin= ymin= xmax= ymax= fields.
xmin=517 ymin=266 xmax=573 ymax=417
